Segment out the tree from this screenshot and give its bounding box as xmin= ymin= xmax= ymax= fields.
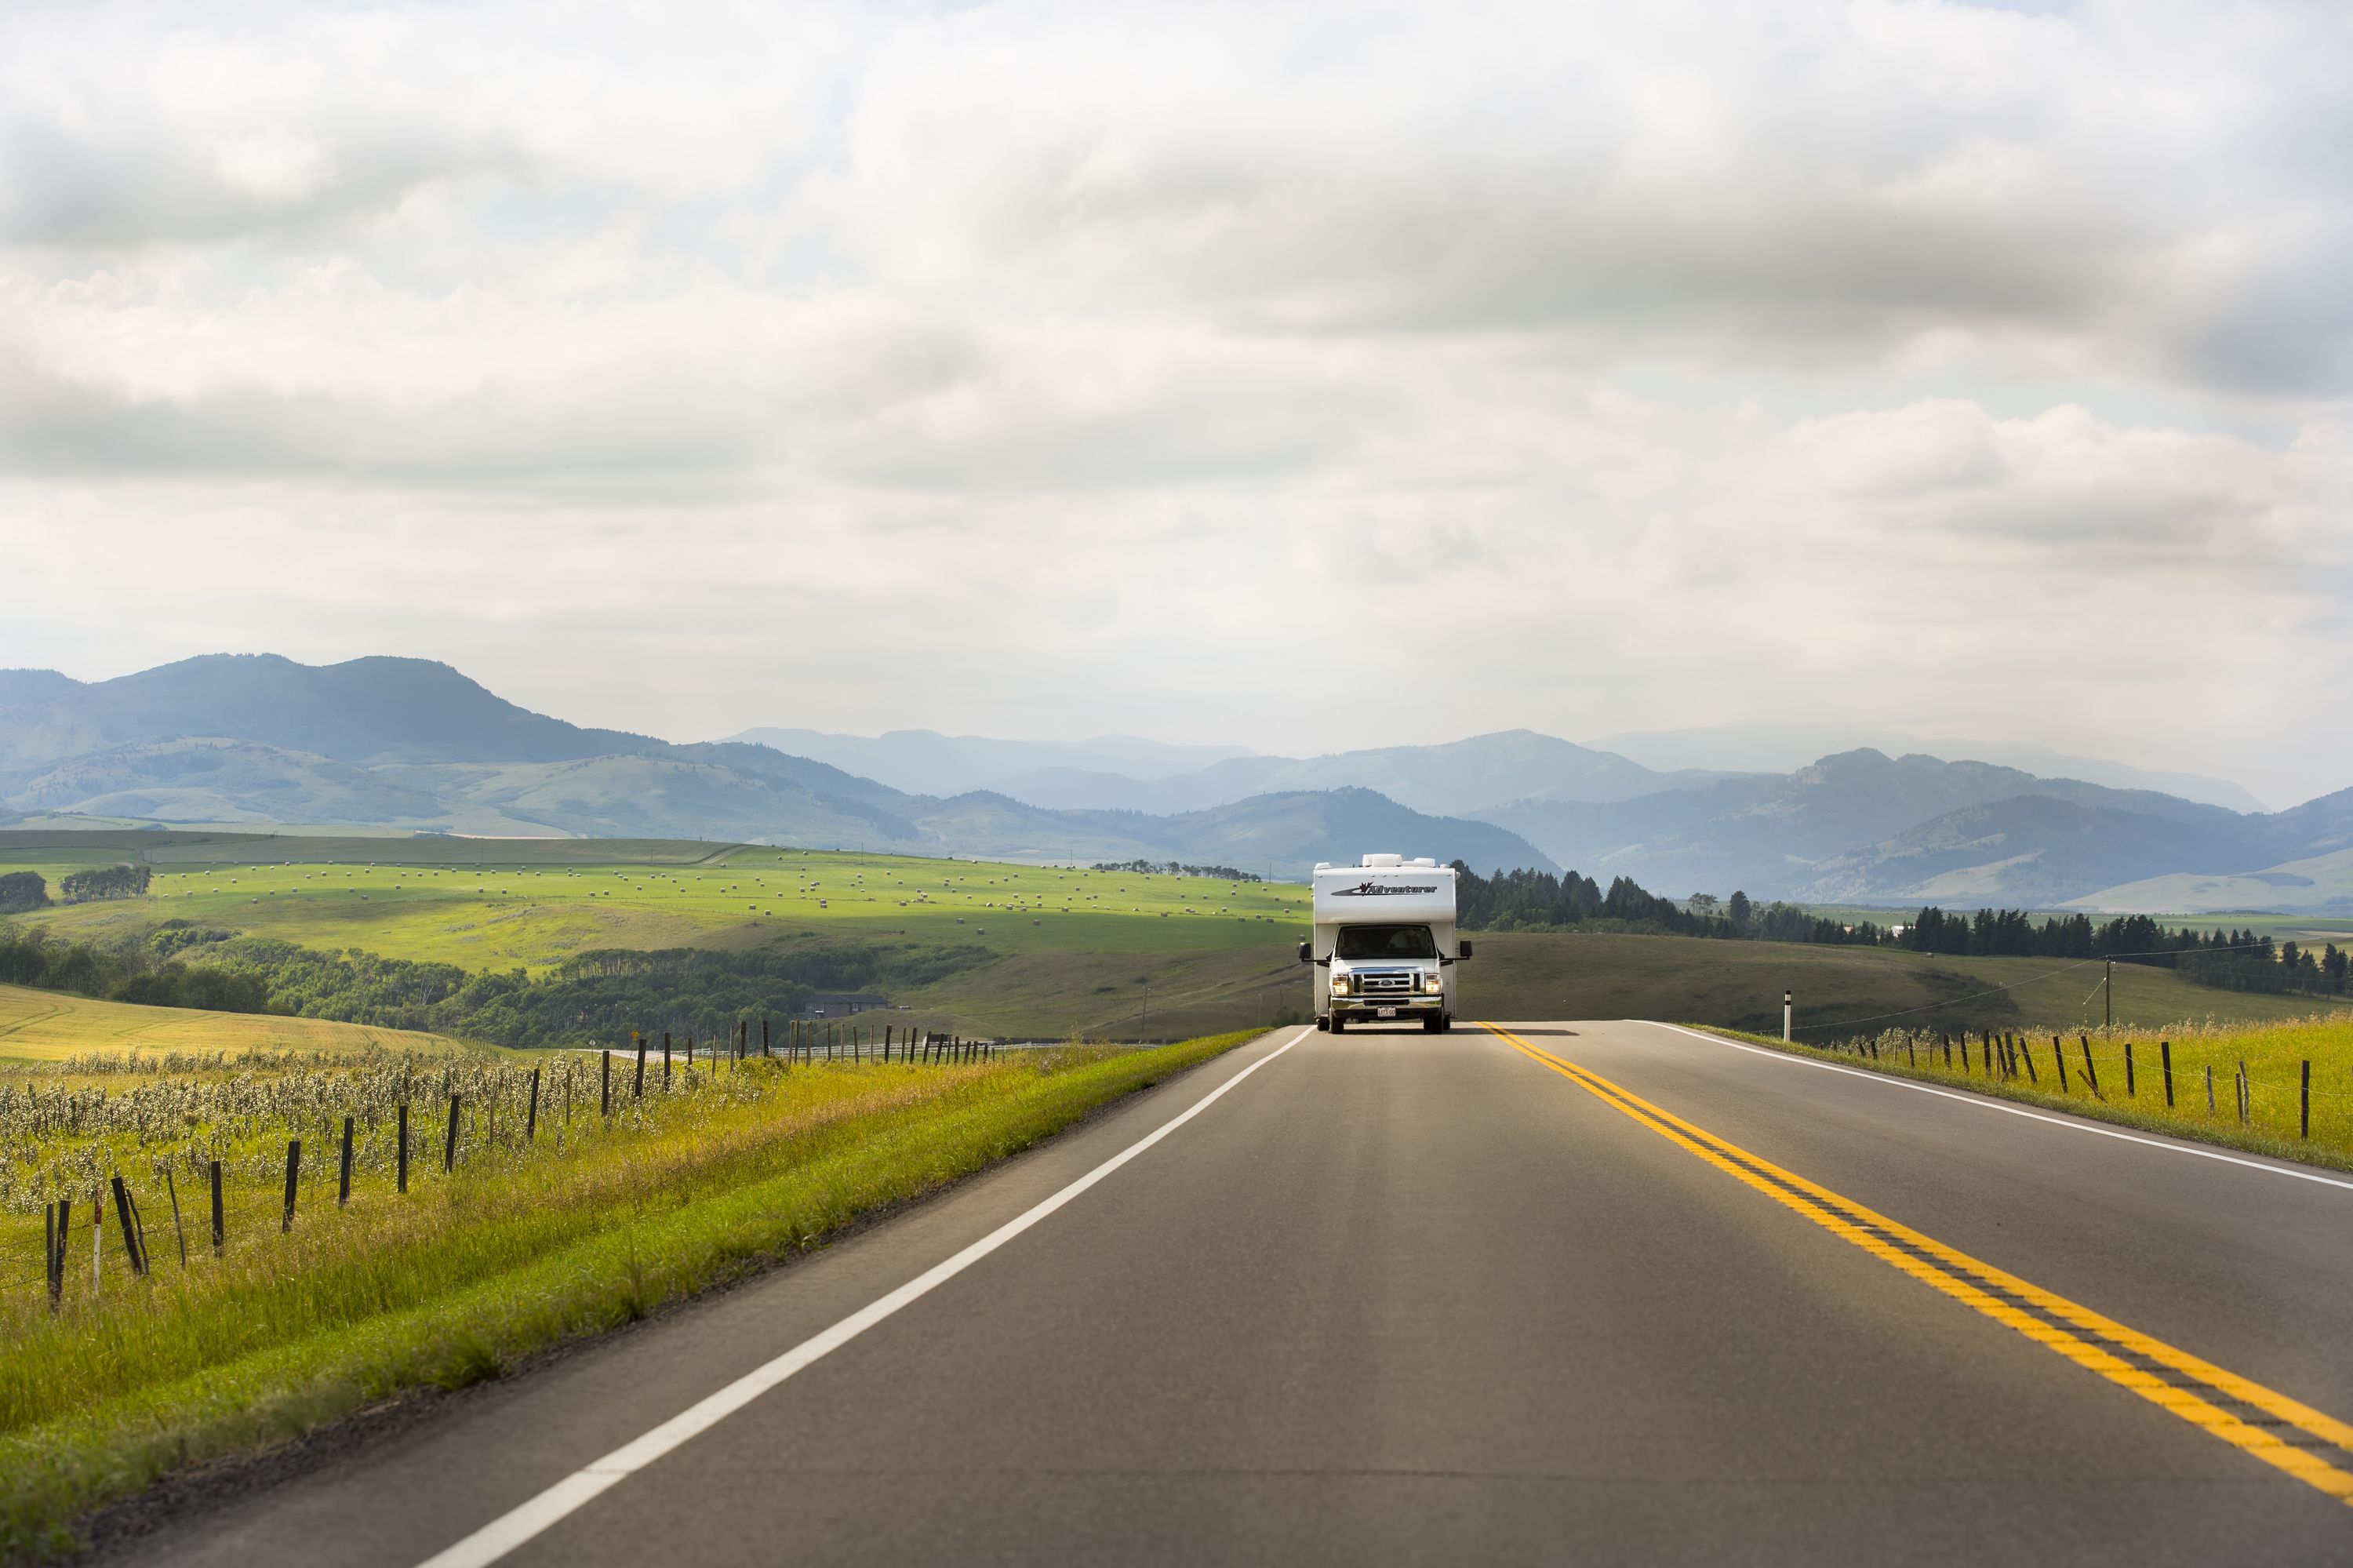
xmin=59 ymin=864 xmax=151 ymax=903
xmin=1728 ymin=890 xmax=1751 ymax=928
xmin=0 ymin=871 xmax=47 ymax=913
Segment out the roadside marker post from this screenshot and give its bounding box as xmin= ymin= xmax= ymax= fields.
xmin=1782 ymin=991 xmax=1791 ymax=1043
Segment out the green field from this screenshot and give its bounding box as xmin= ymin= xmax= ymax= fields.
xmin=1466 ymin=931 xmax=2352 ymax=1037
xmin=6 ymin=831 xmax=2344 ymax=1044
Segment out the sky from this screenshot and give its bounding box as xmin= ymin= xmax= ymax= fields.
xmin=2 ymin=0 xmax=2348 ymax=807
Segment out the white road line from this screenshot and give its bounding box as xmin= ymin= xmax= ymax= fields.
xmin=1638 ymin=1020 xmax=2353 ymax=1194
xmin=414 ymin=1027 xmax=1311 ymax=1568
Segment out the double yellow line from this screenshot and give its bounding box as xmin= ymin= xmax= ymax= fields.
xmin=1482 ymin=1023 xmax=2353 ymax=1509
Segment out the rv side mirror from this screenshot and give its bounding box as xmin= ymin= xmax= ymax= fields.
xmin=1457 ymin=940 xmax=1474 ymax=959
xmin=1297 ymin=940 xmax=1312 ymax=964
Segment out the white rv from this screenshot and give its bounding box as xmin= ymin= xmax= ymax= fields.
xmin=1298 ymin=854 xmax=1471 ymax=1032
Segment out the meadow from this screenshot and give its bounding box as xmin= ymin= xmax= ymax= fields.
xmin=9 ymin=831 xmax=2347 ymax=1045
xmin=0 ymin=1029 xmax=1258 ymax=1559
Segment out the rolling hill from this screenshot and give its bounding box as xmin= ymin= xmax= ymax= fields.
xmin=0 ymin=657 xmax=1552 ymax=878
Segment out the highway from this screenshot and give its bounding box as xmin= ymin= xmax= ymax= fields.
xmin=123 ymin=1021 xmax=2353 ymax=1565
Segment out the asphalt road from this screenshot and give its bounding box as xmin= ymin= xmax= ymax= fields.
xmin=124 ymin=1020 xmax=2353 ymax=1565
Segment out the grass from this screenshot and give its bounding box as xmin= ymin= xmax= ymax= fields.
xmin=0 ymin=1029 xmax=1260 ymax=1561
xmin=1702 ymin=1013 xmax=2353 ymax=1174
xmin=9 ymin=831 xmax=2344 ymax=1044
xmin=0 ymin=983 xmax=474 ymax=1065
xmin=1467 ymin=930 xmax=2353 ymax=1037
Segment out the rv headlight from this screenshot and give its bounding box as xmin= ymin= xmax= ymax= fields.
xmin=1330 ymin=973 xmax=1350 ymax=995
xmin=1420 ymin=970 xmax=1443 ymax=994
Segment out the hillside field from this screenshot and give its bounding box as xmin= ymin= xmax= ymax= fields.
xmin=0 ymin=983 xmax=472 ymax=1064
xmin=5 ymin=831 xmax=2346 ymax=1042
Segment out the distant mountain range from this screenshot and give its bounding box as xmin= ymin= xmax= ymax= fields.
xmin=0 ymin=657 xmax=1550 ymax=878
xmin=1584 ymin=722 xmax=2273 ymax=814
xmin=1478 ymin=750 xmax=2353 ymax=908
xmin=5 ymin=654 xmax=2348 ymax=910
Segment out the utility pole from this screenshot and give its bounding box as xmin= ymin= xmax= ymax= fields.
xmin=1783 ymin=989 xmax=1792 ymax=1043
xmin=1141 ymin=982 xmax=1150 ymax=1040
xmin=2104 ymin=960 xmax=2113 ymax=1028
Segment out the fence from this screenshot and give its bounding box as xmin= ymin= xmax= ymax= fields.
xmin=8 ymin=1017 xmax=1007 ymax=1312
xmin=1786 ymin=1025 xmax=2353 ymax=1162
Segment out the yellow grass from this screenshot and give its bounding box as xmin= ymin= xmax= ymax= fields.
xmin=1718 ymin=1012 xmax=2353 ymax=1172
xmin=0 ymin=983 xmax=473 ymax=1064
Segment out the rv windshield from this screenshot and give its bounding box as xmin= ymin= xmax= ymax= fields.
xmin=1334 ymin=924 xmax=1438 ymax=960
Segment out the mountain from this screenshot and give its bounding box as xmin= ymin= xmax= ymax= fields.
xmin=2069 ymin=849 xmax=2353 ymax=916
xmin=0 ymin=654 xmax=658 ymax=769
xmin=2063 ymin=787 xmax=2353 ymax=913
xmin=720 ymin=728 xmax=1253 ymax=796
xmin=0 ymin=657 xmax=1550 ymax=876
xmin=945 ymin=730 xmax=1721 ymax=816
xmin=1797 ymin=796 xmax=2258 ymax=908
xmin=1585 ymin=722 xmax=2273 ymax=814
xmin=1479 ymin=749 xmax=2255 ymax=902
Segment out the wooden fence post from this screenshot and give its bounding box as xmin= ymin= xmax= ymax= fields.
xmin=46 ymin=1200 xmax=64 ymax=1309
xmin=2160 ymin=1041 xmax=2173 ymax=1108
xmin=601 ymin=1050 xmax=612 ymax=1116
xmin=164 ymin=1169 xmax=188 ymax=1268
xmin=398 ymin=1104 xmax=410 ymax=1192
xmin=2206 ymin=1064 xmax=2215 ymax=1116
xmin=210 ymin=1159 xmax=225 ymax=1253
xmin=2053 ymin=1035 xmax=2068 ymax=1093
xmin=664 ymin=1032 xmax=673 ymax=1090
xmin=527 ymin=1068 xmax=540 ymax=1142
xmin=2124 ymin=1042 xmax=2136 ymax=1098
xmin=2019 ymin=1037 xmax=2036 ymax=1084
xmin=2080 ymin=1036 xmax=2099 ymax=1097
xmin=634 ymin=1033 xmax=647 ymax=1099
xmin=281 ymin=1141 xmax=301 ymax=1233
xmin=112 ymin=1175 xmax=147 ymax=1275
xmin=762 ymin=1017 xmax=770 ymax=1058
xmin=444 ymin=1095 xmax=461 ymax=1173
xmin=2301 ymin=1059 xmax=2311 ymax=1139
xmin=339 ymin=1116 xmax=355 ymax=1206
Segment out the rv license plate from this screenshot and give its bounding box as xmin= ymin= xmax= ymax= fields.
xmin=1377 ymin=1007 xmax=1398 ymax=1019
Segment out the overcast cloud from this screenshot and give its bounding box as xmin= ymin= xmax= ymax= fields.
xmin=2 ymin=0 xmax=2348 ymax=806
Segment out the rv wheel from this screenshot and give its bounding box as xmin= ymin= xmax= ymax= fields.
xmin=1330 ymin=1016 xmax=1347 ymax=1035
xmin=1315 ymin=1016 xmax=1329 ymax=1032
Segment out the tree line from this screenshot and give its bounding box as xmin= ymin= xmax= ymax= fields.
xmin=0 ymin=922 xmax=995 ymax=1047
xmin=1091 ymin=860 xmax=1263 ymax=882
xmin=1451 ymin=865 xmax=1886 ymax=945
xmin=1899 ymin=906 xmax=2346 ymax=995
xmin=1449 ymin=868 xmax=2342 ymax=995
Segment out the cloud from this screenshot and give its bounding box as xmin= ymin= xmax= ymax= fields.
xmin=0 ymin=0 xmax=2348 ymax=806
